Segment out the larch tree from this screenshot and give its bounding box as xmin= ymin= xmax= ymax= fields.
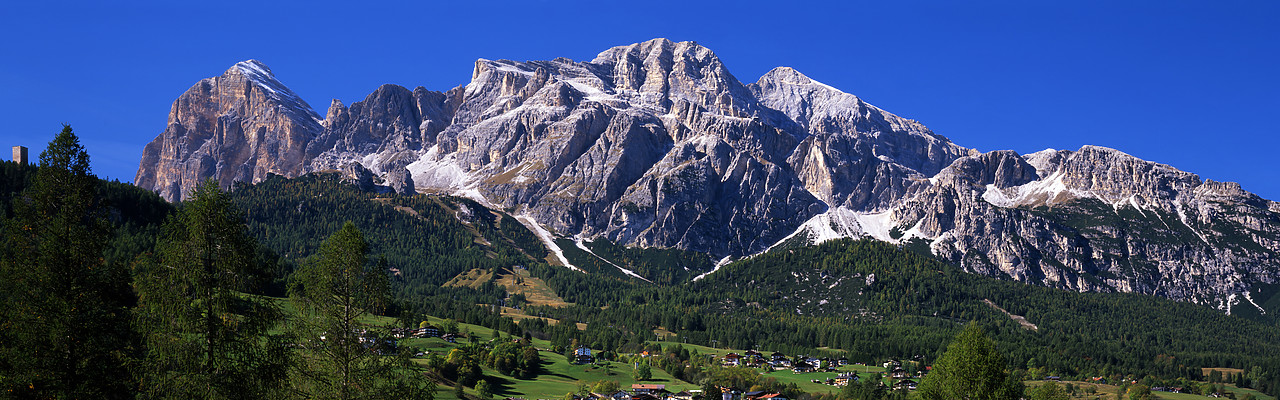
xmin=0 ymin=125 xmax=135 ymax=398
xmin=134 ymin=179 xmax=291 ymax=399
xmin=289 ymin=221 xmax=433 ymax=399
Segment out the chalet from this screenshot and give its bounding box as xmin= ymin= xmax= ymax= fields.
xmin=632 ymin=394 xmax=659 ymax=400
xmin=770 ymin=358 xmax=792 ymax=369
xmin=575 ymin=346 xmax=595 ymax=364
xmin=757 ymin=394 xmax=787 ymax=400
xmin=421 ymin=325 xmax=441 ymax=338
xmin=441 ymin=333 xmax=458 ymax=343
xmin=837 ymin=372 xmax=858 ymax=384
xmin=724 ymin=353 xmax=742 ymax=366
xmin=889 ymin=366 xmax=908 ymax=379
xmin=632 ymin=384 xmax=667 ymax=395
xmin=836 ymin=357 xmax=849 ymax=366
xmin=770 ymin=352 xmax=787 ymax=362
xmin=792 ymin=361 xmax=815 ymax=373
xmin=718 ymin=387 xmax=739 ymax=400
xmin=607 ymin=390 xmax=633 ymax=400
xmin=894 ymin=379 xmax=918 ymax=390
xmin=672 ymin=391 xmax=694 ymax=400
xmin=743 ymin=391 xmax=765 ymax=400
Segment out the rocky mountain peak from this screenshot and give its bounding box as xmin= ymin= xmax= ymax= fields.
xmin=223 ymin=60 xmax=321 ymax=121
xmin=757 ymin=66 xmax=820 ymax=86
xmin=591 ymin=38 xmax=757 ymax=118
xmin=136 ymin=59 xmax=321 ymax=201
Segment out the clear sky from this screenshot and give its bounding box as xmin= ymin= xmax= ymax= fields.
xmin=3 ymin=1 xmax=1277 ymax=200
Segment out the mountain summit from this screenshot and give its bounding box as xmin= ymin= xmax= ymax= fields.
xmin=135 ymin=39 xmax=1280 ymax=313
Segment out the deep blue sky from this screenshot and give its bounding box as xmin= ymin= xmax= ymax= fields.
xmin=3 ymin=1 xmax=1277 ymax=200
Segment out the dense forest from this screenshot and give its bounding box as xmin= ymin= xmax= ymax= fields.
xmin=3 ymin=126 xmax=1280 ymax=398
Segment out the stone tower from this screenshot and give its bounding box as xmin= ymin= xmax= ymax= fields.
xmin=12 ymin=146 xmax=27 ymax=165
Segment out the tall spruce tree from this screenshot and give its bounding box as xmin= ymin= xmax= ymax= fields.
xmin=134 ymin=179 xmax=291 ymax=399
xmin=0 ymin=125 xmax=135 ymax=398
xmin=917 ymin=324 xmax=1023 ymax=400
xmin=289 ymin=222 xmax=433 ymax=399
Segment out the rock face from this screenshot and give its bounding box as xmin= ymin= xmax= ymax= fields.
xmin=135 ymin=60 xmax=322 ymax=201
xmin=135 ymin=39 xmax=1280 ymax=312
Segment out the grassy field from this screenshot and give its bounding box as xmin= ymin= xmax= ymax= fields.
xmin=758 ymin=367 xmax=893 ymax=395
xmin=497 ymin=267 xmax=572 ymax=307
xmin=479 ymin=350 xmax=695 ymax=399
xmin=1023 ymin=381 xmax=1275 ymax=400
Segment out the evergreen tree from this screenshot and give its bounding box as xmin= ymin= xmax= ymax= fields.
xmin=289 ymin=222 xmax=434 ymax=399
xmin=134 ymin=179 xmax=291 ymax=399
xmin=917 ymin=324 xmax=1022 ymax=400
xmin=0 ymin=125 xmax=135 ymax=398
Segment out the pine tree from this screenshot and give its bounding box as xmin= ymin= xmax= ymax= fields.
xmin=134 ymin=179 xmax=292 ymax=399
xmin=0 ymin=125 xmax=135 ymax=398
xmin=289 ymin=222 xmax=434 ymax=399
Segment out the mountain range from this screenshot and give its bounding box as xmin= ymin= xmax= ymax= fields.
xmin=134 ymin=38 xmax=1280 ymax=314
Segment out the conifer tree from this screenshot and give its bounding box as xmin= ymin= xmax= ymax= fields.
xmin=289 ymin=221 xmax=434 ymax=399
xmin=0 ymin=125 xmax=135 ymax=398
xmin=134 ymin=179 xmax=291 ymax=399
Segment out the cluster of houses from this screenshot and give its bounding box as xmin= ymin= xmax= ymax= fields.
xmin=714 ymin=352 xmax=925 ymax=390
xmin=719 ymin=350 xmax=850 ymax=373
xmin=557 ymin=384 xmax=788 ymax=400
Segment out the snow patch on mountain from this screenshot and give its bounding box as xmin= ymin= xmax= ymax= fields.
xmin=981 ymin=170 xmax=1091 ymax=208
xmin=1244 ymin=292 xmax=1267 ymax=315
xmin=693 ymin=256 xmax=735 ymax=281
xmin=515 ymin=215 xmax=580 ymax=272
xmin=766 ymin=207 xmax=929 ymax=253
xmin=408 ymin=145 xmax=471 ymax=191
xmin=574 ymin=237 xmax=652 ymax=282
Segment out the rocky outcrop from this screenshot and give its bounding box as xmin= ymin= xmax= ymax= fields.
xmin=135 ymin=40 xmax=1280 ymax=311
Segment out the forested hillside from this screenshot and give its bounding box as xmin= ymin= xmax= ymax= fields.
xmin=221 ymin=171 xmax=1280 ymax=396
xmin=226 ymin=173 xmax=549 ymax=325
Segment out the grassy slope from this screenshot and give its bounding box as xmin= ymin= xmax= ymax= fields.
xmin=1024 ymin=380 xmax=1275 ymax=400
